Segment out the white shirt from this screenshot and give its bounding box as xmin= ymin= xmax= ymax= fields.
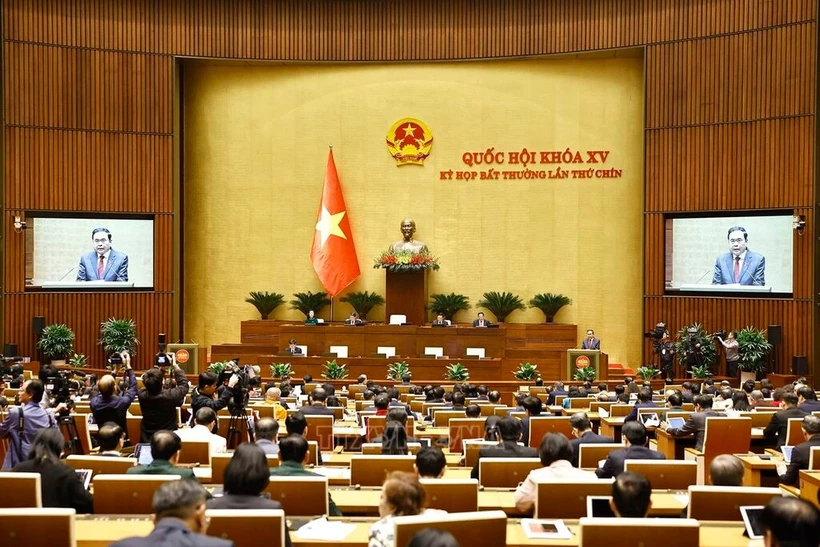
xmin=514 ymin=460 xmax=598 ymax=512
xmin=174 ymin=424 xmax=227 ymax=456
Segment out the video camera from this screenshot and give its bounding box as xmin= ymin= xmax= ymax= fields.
xmin=219 ymin=357 xmax=255 ymax=409
xmin=644 ymin=322 xmax=666 ymax=340
xmin=712 ymin=330 xmax=727 ymax=340
xmin=45 ymin=370 xmax=80 ymax=417
xmin=155 ymin=333 xmax=173 ymax=368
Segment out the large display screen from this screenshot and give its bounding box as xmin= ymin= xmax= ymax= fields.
xmin=25 ymin=215 xmax=154 ymax=290
xmin=664 ymin=213 xmax=794 ymax=295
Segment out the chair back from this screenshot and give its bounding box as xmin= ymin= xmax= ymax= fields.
xmin=348 ymin=384 xmax=366 ymax=397
xmin=361 ymin=442 xmax=422 ymax=455
xmin=568 ymin=398 xmax=592 ymax=409
xmin=535 ymin=479 xmax=614 ymax=518
xmin=810 ymin=446 xmax=820 ymax=470
xmin=786 ymin=418 xmax=805 ymax=447
xmin=393 ymin=510 xmax=506 ymax=547
xmin=349 ymin=455 xmax=415 ymax=487
xmin=687 ymin=486 xmax=782 ymax=520
xmin=65 ymin=455 xmax=134 ymax=477
xmin=527 ymin=416 xmax=573 ymax=447
xmin=126 ymin=416 xmax=142 ymax=447
xmin=480 ymin=405 xmax=504 ymax=417
xmin=419 ymin=479 xmax=479 ymax=513
xmin=0 ymin=508 xmax=76 ymax=547
xmin=623 ymin=459 xmax=697 ymax=490
xmin=578 ymin=517 xmax=699 ymax=547
xmin=478 ymin=458 xmax=542 ymax=488
xmin=493 ymin=406 xmax=513 ymax=417
xmin=736 ymin=412 xmax=771 ymax=429
xmin=365 ymin=415 xmax=415 ymax=442
xmin=302 ymin=415 xmax=334 ymax=451
xmin=178 ymin=440 xmax=211 ymax=466
xmin=577 ymin=443 xmax=622 ymax=469
xmin=448 ymin=418 xmax=485 ymax=452
xmin=432 ymin=410 xmax=466 ymax=427
xmin=0 ymin=472 xmax=41 ymax=507
xmin=355 ymin=400 xmax=375 ymax=412
xmin=701 ymin=417 xmax=752 ymax=483
xmin=422 ymin=402 xmax=445 ymax=416
xmin=609 ymin=405 xmax=634 ymax=417
xmin=206 ymin=509 xmax=286 ymax=547
xmin=265 ymin=476 xmax=329 ymax=517
xmin=462 ymin=440 xmax=498 ymax=468
xmin=589 ymin=401 xmax=614 ymax=413
xmin=93 ymin=474 xmax=181 ymax=514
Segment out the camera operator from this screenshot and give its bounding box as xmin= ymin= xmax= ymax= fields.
xmin=9 ymin=364 xmax=25 ymax=388
xmin=0 ymin=379 xmax=60 ymax=468
xmin=191 ymin=370 xmax=238 ymax=418
xmin=715 ymin=331 xmax=740 ymax=378
xmin=658 ymin=331 xmax=676 ymax=382
xmin=137 ymin=354 xmax=190 ymax=443
xmin=90 ymin=351 xmax=138 ymax=443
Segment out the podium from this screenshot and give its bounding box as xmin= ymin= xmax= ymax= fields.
xmin=566 ymin=349 xmax=608 ymax=381
xmin=167 ymin=343 xmax=200 ymax=374
xmin=384 ymin=270 xmax=428 ymax=326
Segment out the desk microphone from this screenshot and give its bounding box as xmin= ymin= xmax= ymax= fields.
xmin=58 ymin=267 xmax=75 ymax=281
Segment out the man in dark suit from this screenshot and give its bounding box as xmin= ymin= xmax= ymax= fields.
xmin=110 ymin=480 xmax=232 ymax=547
xmin=137 ymin=361 xmax=190 ymax=443
xmin=581 ymin=329 xmax=600 ymax=350
xmin=569 ymin=412 xmax=613 ymax=467
xmin=299 ymin=388 xmax=336 ymax=416
xmin=285 ymin=339 xmax=303 ymax=355
xmin=778 ymin=415 xmax=820 ymax=486
xmin=624 ymin=388 xmax=657 ymax=422
xmin=472 ymin=312 xmax=492 ymax=327
xmin=471 ymin=417 xmax=537 ymax=478
xmin=546 ymin=382 xmax=568 ymax=406
xmin=763 ymin=393 xmax=808 ymax=450
xmin=518 ymin=396 xmax=543 ymax=446
xmin=431 ymin=313 xmax=450 ymax=326
xmin=661 ymin=394 xmax=721 ymax=451
xmin=596 ymin=421 xmax=665 ymax=478
xmin=711 ymin=226 xmax=765 ymax=286
xmin=76 ymin=227 xmax=129 ymax=282
xmin=797 ymin=386 xmax=820 ymax=413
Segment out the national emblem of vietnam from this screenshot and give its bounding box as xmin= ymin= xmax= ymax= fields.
xmin=386 ymin=118 xmax=433 ymax=166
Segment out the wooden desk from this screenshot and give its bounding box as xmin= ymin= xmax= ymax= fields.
xmin=655 ymin=428 xmax=697 ymax=460
xmin=74 ymin=517 xmax=755 ymax=547
xmin=323 ymin=450 xmax=462 ymax=467
xmin=799 ymin=470 xmax=820 ymax=509
xmin=310 ymin=465 xmax=473 ymax=486
xmin=736 ymin=454 xmax=782 ymax=488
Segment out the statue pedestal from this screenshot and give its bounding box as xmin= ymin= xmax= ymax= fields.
xmin=385 ymin=270 xmax=428 ymax=326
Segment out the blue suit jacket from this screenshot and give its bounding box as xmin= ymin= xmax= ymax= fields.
xmin=711 ymin=250 xmax=765 ymax=286
xmin=77 ymin=249 xmax=129 ymax=281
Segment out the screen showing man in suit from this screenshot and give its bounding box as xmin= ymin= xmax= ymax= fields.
xmin=77 ymin=227 xmax=129 ymax=282
xmin=711 ymin=226 xmax=765 ymax=286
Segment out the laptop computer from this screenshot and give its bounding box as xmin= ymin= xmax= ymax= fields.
xmin=75 ymin=469 xmax=92 ymax=491
xmin=134 ymin=443 xmax=153 ymax=466
xmin=667 ymin=417 xmax=686 ymax=429
xmin=740 ymin=506 xmax=766 ymax=540
xmin=780 ymin=445 xmax=794 ymax=463
xmin=586 ymin=496 xmax=617 ymax=518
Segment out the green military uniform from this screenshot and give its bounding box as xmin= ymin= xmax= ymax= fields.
xmin=126 ymin=459 xmax=198 ymax=481
xmin=269 ymin=461 xmax=341 ymax=516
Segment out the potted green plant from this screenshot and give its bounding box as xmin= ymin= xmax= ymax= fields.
xmin=736 ymin=326 xmax=773 ymax=378
xmin=36 ymin=323 xmax=75 ymax=366
xmin=529 ymin=293 xmax=572 ymax=323
xmin=99 ymin=318 xmax=139 ymax=356
xmin=444 ymin=363 xmax=470 ymax=381
xmin=427 ymin=293 xmax=471 ymax=321
xmin=513 ymin=362 xmax=539 ymax=381
xmin=690 ymin=364 xmax=712 ymax=379
xmin=387 ymin=361 xmax=411 ymax=382
xmin=322 ymin=359 xmax=349 ymax=380
xmin=68 ymin=353 xmax=88 ymax=368
xmin=476 ymin=291 xmax=526 ymax=323
xmin=290 ymin=291 xmax=331 ymax=318
xmin=675 ymin=323 xmax=717 ymax=372
xmin=245 ymin=291 xmax=285 ymax=319
xmin=339 ymin=291 xmax=385 ymax=320
xmin=208 ymin=361 xmax=235 ymax=375
xmin=270 ymin=362 xmax=293 ymax=380
xmin=573 ymin=365 xmax=596 ymax=382
xmin=636 ymin=365 xmax=660 ymax=382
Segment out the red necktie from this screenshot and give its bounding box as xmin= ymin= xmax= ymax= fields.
xmin=733 ymin=256 xmax=740 ymax=283
xmin=98 ymin=255 xmax=105 ymax=279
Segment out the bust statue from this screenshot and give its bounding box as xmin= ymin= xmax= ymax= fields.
xmin=390 ymin=218 xmax=428 ymax=254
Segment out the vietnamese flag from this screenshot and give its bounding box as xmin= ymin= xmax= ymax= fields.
xmin=310 ymin=149 xmax=360 ymax=297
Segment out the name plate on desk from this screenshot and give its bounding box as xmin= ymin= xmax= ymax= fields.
xmin=40 ymin=281 xmax=135 ymax=289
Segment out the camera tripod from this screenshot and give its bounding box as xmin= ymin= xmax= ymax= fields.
xmin=58 ymin=413 xmax=84 ymax=455
xmin=225 ymin=406 xmax=254 ymax=449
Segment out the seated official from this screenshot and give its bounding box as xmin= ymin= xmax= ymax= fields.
xmin=472 ymin=312 xmax=491 ymax=328
xmin=546 ymin=382 xmax=568 ymax=406
xmin=763 ymin=393 xmax=807 ymax=449
xmin=431 ymin=313 xmax=450 ymax=326
xmin=270 ymin=435 xmax=341 ymax=516
xmin=471 ymin=416 xmax=537 ymax=479
xmin=759 ymin=497 xmax=820 ymax=547
xmin=709 ymin=454 xmax=744 ymax=486
xmin=206 ymin=443 xmax=294 ymax=547
xmin=175 ymin=408 xmax=227 ymax=457
xmin=300 ymin=388 xmax=335 ymax=416
xmin=778 ymin=415 xmax=820 ymax=486
xmin=12 ymin=428 xmax=93 ymax=513
xmin=191 ymin=371 xmax=237 ymax=417
xmin=381 ymin=422 xmax=409 ymax=455
xmin=304 ymin=310 xmax=319 ymax=325
xmin=259 ymin=387 xmax=288 ymax=420
xmin=610 ymin=471 xmax=652 ymax=518
xmin=797 ymin=386 xmax=820 ymax=413
xmin=369 ymin=471 xmax=444 ymax=547
xmin=659 ymin=394 xmax=719 ymax=451
xmin=286 ymin=339 xmax=303 ymax=355
xmin=344 ymin=312 xmax=362 ymax=325
xmin=408 ymin=530 xmax=459 ymax=547
xmin=97 ymin=422 xmax=126 ymax=456
xmin=374 ymin=393 xmax=391 ymax=416
xmin=514 ymin=433 xmax=597 ymax=513
xmin=569 ymin=412 xmax=613 ymax=467
xmin=596 ymin=422 xmax=665 ymax=478
xmin=624 ymin=388 xmax=657 ymax=422
xmin=414 ymin=446 xmax=446 ymax=478
xmin=90 ymin=352 xmax=137 ymax=439
xmin=138 ymin=362 xmax=190 ymax=443
xmin=127 ymin=430 xmax=199 ymax=482
xmin=111 ymin=480 xmax=231 ymax=547
xmin=255 ymin=417 xmax=280 ymax=456
xmin=518 ymin=395 xmax=543 ymax=446
xmin=371 ymin=408 xmax=418 ymax=444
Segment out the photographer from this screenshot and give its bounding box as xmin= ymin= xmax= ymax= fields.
xmin=9 ymin=364 xmax=25 ymax=388
xmin=658 ymin=331 xmax=676 ymax=382
xmin=0 ymin=379 xmax=59 ymax=468
xmin=191 ymin=371 xmax=237 ymax=418
xmin=90 ymin=351 xmax=138 ymax=442
xmin=137 ymin=356 xmax=190 ymax=443
xmin=715 ymin=331 xmax=739 ymax=378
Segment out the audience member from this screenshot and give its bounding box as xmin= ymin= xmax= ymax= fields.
xmin=110 ymin=480 xmax=231 ymax=547
xmin=407 ymin=529 xmax=460 ymax=547
xmin=415 ymin=446 xmax=446 ymax=478
xmin=175 ymin=407 xmax=227 ymax=457
xmin=374 ymin=393 xmax=391 ymax=416
xmin=596 ymin=421 xmax=664 ymax=478
xmin=300 ymin=388 xmax=335 ymax=416
xmin=546 ymin=382 xmax=567 ymax=405
xmin=369 ymin=471 xmax=435 ymax=547
xmin=797 ymin=386 xmax=820 ymax=413
xmin=514 ymin=433 xmax=596 ymax=512
xmin=471 ymin=417 xmax=537 ymax=479
xmin=763 ymin=393 xmax=808 ymax=449
xmin=255 ymin=417 xmax=280 ymax=456
xmin=624 ymin=388 xmax=656 ymax=422
xmin=610 ymin=471 xmax=652 ymax=517
xmin=730 ymin=391 xmax=752 ymax=412
xmin=270 ymin=435 xmax=341 ymax=515
xmin=381 ymin=421 xmax=408 ymax=455
xmin=709 ymin=454 xmax=744 ymax=486
xmin=90 ymin=352 xmax=137 ymax=441
xmin=483 ymin=416 xmax=501 ymax=441
xmin=661 ymin=394 xmax=719 ymax=450
xmin=138 ymin=360 xmax=190 ymax=443
xmin=487 ymin=390 xmax=501 ymax=404
xmin=518 ymin=396 xmax=542 ymax=445
xmin=97 ymin=422 xmax=125 ymax=456
xmin=778 ymin=415 xmax=820 ymax=486
xmin=759 ymin=497 xmax=820 ymax=547
xmin=12 ymin=428 xmax=93 ymax=513
xmin=465 ymin=404 xmax=481 ymax=418
xmin=261 ymin=387 xmax=288 ymax=420
xmin=127 ymin=430 xmax=199 ymax=481
xmin=569 ymin=412 xmax=613 ymax=467
xmin=0 ymin=379 xmax=58 ymax=468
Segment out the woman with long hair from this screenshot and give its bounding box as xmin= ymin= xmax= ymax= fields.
xmin=381 ymin=421 xmax=408 ymax=455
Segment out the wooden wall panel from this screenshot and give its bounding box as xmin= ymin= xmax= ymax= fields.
xmin=4 ymin=128 xmax=172 ymax=211
xmin=4 ymin=42 xmax=172 ymax=132
xmin=646 ymin=118 xmax=814 ymax=212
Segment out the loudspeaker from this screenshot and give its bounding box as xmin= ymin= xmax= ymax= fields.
xmin=792 ymin=355 xmax=808 ymax=376
xmin=767 ymin=325 xmax=782 ymax=345
xmin=3 ymin=343 xmax=17 ymax=358
xmin=32 ymin=316 xmax=46 ymax=339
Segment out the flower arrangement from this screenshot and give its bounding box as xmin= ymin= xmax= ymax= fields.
xmin=373 ymin=249 xmax=440 ymax=272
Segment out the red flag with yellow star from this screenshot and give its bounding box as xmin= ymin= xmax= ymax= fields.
xmin=311 ymin=149 xmax=360 ymax=297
